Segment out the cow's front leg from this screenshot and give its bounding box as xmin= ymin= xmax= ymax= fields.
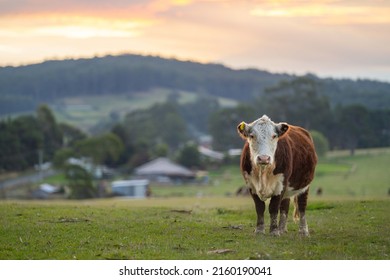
xmin=269 ymin=195 xmax=282 ymax=236
xmin=250 ymin=190 xmax=265 ymax=234
xmin=279 ymin=198 xmax=290 ymax=234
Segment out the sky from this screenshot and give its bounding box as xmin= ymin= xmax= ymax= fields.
xmin=0 ymin=0 xmax=389 ymax=81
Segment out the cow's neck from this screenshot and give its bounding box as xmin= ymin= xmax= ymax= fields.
xmin=250 ymin=164 xmax=284 ymax=201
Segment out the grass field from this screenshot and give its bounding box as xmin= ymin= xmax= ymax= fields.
xmin=151 ymin=147 xmax=390 ymax=199
xmin=1 ymin=197 xmax=389 ymax=260
xmin=52 ymin=89 xmax=237 ymax=132
xmin=1 ymin=148 xmax=389 ymax=260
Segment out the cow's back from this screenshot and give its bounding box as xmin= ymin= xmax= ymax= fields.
xmin=274 ymin=125 xmax=317 ymax=190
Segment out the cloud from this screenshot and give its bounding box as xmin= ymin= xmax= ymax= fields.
xmin=0 ymin=0 xmax=145 ymax=15
xmin=250 ymin=1 xmax=390 ymax=25
xmin=0 ymin=0 xmax=389 ymax=81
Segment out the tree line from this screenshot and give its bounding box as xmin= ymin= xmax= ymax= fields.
xmin=209 ymin=77 xmax=390 ymax=155
xmin=1 ymin=77 xmax=389 ymax=174
xmin=1 ymin=54 xmax=390 ymax=116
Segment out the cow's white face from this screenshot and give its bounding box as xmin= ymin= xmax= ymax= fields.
xmin=238 ymin=115 xmax=289 ymax=167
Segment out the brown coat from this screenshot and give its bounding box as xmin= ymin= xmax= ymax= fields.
xmin=240 ymin=125 xmax=317 ymax=194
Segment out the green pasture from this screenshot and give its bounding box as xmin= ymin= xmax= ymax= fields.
xmin=151 ymin=147 xmax=390 ymax=199
xmin=52 ymin=89 xmax=237 ymax=132
xmin=0 ymin=197 xmax=389 ymax=260
xmin=53 ymin=89 xmax=186 ymax=131
xmin=1 ymin=148 xmax=389 ymax=260
xmin=313 ymin=148 xmax=390 ymax=197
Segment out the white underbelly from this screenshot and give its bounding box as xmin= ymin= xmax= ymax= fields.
xmin=283 ymin=185 xmax=309 ymax=199
xmin=246 ymin=171 xmax=309 ymax=201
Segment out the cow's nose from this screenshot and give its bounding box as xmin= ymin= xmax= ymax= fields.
xmin=257 ymin=155 xmax=270 ymax=165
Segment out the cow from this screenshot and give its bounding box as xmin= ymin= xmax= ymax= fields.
xmin=237 ymin=115 xmax=317 ymax=236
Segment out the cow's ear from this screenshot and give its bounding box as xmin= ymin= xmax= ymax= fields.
xmin=237 ymin=121 xmax=249 ymax=139
xmin=276 ymin=122 xmax=289 ymax=137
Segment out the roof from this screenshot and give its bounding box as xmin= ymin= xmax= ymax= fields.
xmin=134 ymin=158 xmax=195 ymax=178
xmin=198 ymin=146 xmax=224 ymax=161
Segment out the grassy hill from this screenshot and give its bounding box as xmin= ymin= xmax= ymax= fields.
xmin=52 ymin=88 xmax=237 ymax=133
xmin=1 ymin=54 xmax=390 ymax=118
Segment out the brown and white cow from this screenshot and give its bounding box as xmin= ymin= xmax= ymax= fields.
xmin=237 ymin=115 xmax=317 ymax=236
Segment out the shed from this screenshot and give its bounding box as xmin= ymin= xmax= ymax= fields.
xmin=31 ymin=183 xmax=62 ymax=199
xmin=134 ymin=157 xmax=195 ymax=183
xmin=111 ymin=179 xmax=149 ymax=198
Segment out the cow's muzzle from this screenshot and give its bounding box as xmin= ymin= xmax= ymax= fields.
xmin=256 ymin=155 xmax=271 ymax=165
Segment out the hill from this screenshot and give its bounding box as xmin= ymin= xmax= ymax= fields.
xmin=1 ymin=54 xmax=390 ymax=116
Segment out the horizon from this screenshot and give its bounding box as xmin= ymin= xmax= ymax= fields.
xmin=1 ymin=52 xmax=389 ymax=84
xmin=0 ymin=0 xmax=389 ymax=82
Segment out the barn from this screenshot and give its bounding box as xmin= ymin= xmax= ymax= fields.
xmin=134 ymin=157 xmax=195 ymax=183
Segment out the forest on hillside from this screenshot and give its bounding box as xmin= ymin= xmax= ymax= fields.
xmin=1 ymin=54 xmax=390 ymax=116
xmin=1 ymin=76 xmax=389 ymax=173
xmin=0 ymin=54 xmax=389 ymax=175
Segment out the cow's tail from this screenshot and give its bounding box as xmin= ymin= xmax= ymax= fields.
xmin=293 ymin=196 xmax=299 ymax=222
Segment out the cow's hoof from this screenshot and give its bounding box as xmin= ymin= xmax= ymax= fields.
xmin=254 ymin=227 xmax=265 ymax=235
xmin=279 ymin=228 xmax=288 ymax=235
xmin=299 ymin=228 xmax=310 ymax=237
xmin=270 ymin=229 xmax=280 ymax=237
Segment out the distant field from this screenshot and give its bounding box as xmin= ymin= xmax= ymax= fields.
xmin=312 ymin=148 xmax=390 ymax=197
xmin=52 ymin=88 xmax=237 ymax=132
xmin=151 ymin=147 xmax=390 ymax=199
xmin=4 ymin=147 xmax=389 ymax=200
xmin=0 ymin=197 xmax=389 ymax=260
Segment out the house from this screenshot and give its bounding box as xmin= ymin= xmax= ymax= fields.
xmin=111 ymin=179 xmax=150 ymax=198
xmin=134 ymin=157 xmax=195 ymax=183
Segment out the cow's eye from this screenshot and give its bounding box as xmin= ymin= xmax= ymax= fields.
xmin=249 ymin=133 xmax=255 ymax=139
xmin=272 ymin=134 xmax=277 ymax=139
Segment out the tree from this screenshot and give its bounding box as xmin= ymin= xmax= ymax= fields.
xmin=177 ymin=143 xmax=202 ymax=169
xmin=128 ymin=140 xmax=151 ymax=169
xmin=310 ymin=130 xmax=329 ymax=158
xmin=0 ymin=116 xmax=43 ymax=170
xmin=53 ymin=147 xmax=75 ymax=169
xmin=260 ymin=77 xmax=332 ymax=131
xmin=36 ymin=104 xmax=63 ymax=160
xmin=0 ymin=119 xmax=25 ymax=170
xmin=154 ymin=143 xmax=169 ymax=158
xmin=59 ymin=123 xmax=87 ymax=147
xmin=335 ymin=105 xmax=370 ymax=155
xmin=209 ymin=105 xmax=257 ymax=151
xmin=180 ymin=95 xmax=220 ymax=135
xmin=74 ymin=133 xmax=124 ymax=166
xmin=366 ymin=109 xmax=390 ymax=148
xmin=123 ymin=102 xmax=188 ymax=150
xmin=64 ymin=164 xmax=96 ymax=199
xmin=111 ymin=123 xmax=135 ymax=166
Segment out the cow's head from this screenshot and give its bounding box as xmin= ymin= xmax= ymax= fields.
xmin=237 ymin=115 xmax=289 ymax=167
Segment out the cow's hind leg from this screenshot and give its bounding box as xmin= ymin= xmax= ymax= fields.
xmin=294 ymin=188 xmax=310 ymax=236
xmin=250 ymin=190 xmax=265 ymax=234
xmin=279 ymin=198 xmax=290 ymax=234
